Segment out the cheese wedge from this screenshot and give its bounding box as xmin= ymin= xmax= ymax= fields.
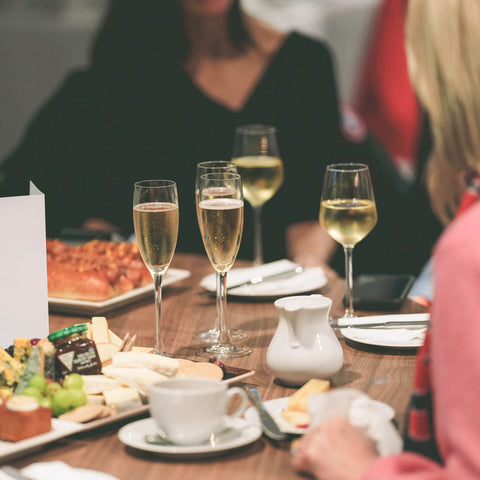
xmin=103 ymin=387 xmax=142 ymax=413
xmin=111 ymin=352 xmax=178 ymax=377
xmin=102 ymin=365 xmax=168 ymax=397
xmin=81 ymin=375 xmax=123 ymax=395
xmin=287 ymin=379 xmax=330 ymax=413
xmin=91 ymin=317 xmax=110 ymax=344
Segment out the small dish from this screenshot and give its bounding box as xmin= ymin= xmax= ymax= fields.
xmin=200 ymin=260 xmax=327 ymax=298
xmin=339 ymin=313 xmax=429 ymax=348
xmin=245 ymin=397 xmax=307 ymax=436
xmin=118 ymin=417 xmax=261 ymax=457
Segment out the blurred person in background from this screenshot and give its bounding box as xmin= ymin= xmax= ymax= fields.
xmin=292 ymin=0 xmax=480 ymax=478
xmin=0 ymin=0 xmax=347 ymax=263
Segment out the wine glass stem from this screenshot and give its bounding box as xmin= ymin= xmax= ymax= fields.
xmin=344 ymin=246 xmax=355 ymax=318
xmin=217 ymin=271 xmax=231 ymax=345
xmin=252 ymin=204 xmax=263 ymax=266
xmin=153 ymin=272 xmax=166 ymax=355
xmin=213 ymin=271 xmax=222 ymax=331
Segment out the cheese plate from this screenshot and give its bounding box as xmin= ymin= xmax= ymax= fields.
xmin=0 ymin=363 xmax=254 ymax=462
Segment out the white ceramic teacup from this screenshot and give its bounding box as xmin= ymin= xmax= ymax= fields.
xmin=149 ymin=377 xmax=249 ymax=445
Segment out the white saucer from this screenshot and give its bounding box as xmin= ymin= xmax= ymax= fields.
xmin=118 ymin=417 xmax=262 ymax=457
xmin=339 ymin=314 xmax=429 ymax=348
xmin=200 ymin=260 xmax=327 ymax=298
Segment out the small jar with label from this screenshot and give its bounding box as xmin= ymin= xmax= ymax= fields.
xmin=48 ymin=325 xmax=102 ymax=378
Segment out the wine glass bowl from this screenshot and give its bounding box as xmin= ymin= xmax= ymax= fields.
xmin=319 ymin=164 xmax=377 ymax=319
xmin=197 ymin=172 xmax=251 ymax=359
xmin=133 ymin=179 xmax=179 ymax=355
xmin=232 ymin=125 xmax=284 ymax=265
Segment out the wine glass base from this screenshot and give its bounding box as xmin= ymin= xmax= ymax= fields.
xmin=196 ymin=328 xmax=247 ymax=344
xmin=153 ymin=348 xmax=176 ymax=358
xmin=197 ymin=343 xmax=251 ymax=359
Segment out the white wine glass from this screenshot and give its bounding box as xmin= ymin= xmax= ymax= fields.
xmin=133 ymin=180 xmax=179 ymax=355
xmin=232 ymin=125 xmax=284 ymax=266
xmin=197 ymin=172 xmax=251 ymax=358
xmin=195 ymin=161 xmax=247 ymax=344
xmin=319 ymin=164 xmax=377 ymax=319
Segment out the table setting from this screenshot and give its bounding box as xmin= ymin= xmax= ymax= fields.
xmin=0 ymin=146 xmax=426 ymax=479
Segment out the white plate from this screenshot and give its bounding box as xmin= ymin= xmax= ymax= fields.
xmin=339 ymin=314 xmax=429 ymax=348
xmin=244 ymin=397 xmax=307 ymax=436
xmin=200 ymin=260 xmax=327 ymax=298
xmin=48 ymin=268 xmax=191 ymax=315
xmin=118 ymin=417 xmax=262 ymax=457
xmin=0 ymin=419 xmax=84 ymax=463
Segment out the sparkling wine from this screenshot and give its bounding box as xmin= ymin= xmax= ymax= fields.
xmin=232 ymin=156 xmax=284 ymax=206
xmin=133 ymin=202 xmax=179 ymax=270
xmin=199 ymin=198 xmax=243 ymax=272
xmin=319 ymin=198 xmax=377 ymax=247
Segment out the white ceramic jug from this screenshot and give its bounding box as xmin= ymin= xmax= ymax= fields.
xmin=266 ymin=294 xmax=343 ymax=386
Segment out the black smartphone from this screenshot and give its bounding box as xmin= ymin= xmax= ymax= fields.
xmin=346 ymin=274 xmax=416 ymax=311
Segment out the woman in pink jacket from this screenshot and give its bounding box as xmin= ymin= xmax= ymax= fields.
xmin=292 ymin=0 xmax=480 ymax=478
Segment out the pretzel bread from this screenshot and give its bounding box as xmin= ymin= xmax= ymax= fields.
xmin=47 ymin=239 xmax=151 ymax=301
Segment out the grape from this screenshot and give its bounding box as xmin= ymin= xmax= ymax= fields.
xmin=45 ymin=382 xmax=62 ymax=398
xmin=38 ymin=396 xmax=52 ymax=409
xmin=51 ymin=388 xmax=72 ymax=417
xmin=63 ymin=373 xmax=84 ymax=390
xmin=69 ymin=388 xmax=87 ymax=409
xmin=28 ymin=374 xmax=47 ymax=393
xmin=22 ymin=386 xmax=43 ymax=401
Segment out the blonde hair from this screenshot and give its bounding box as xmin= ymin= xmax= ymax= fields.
xmin=406 ymin=0 xmax=480 ymax=224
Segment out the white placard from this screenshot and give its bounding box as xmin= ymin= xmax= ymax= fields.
xmin=0 ymin=182 xmax=49 ymax=346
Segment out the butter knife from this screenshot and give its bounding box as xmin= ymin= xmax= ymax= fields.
xmin=330 ymin=320 xmax=430 ymax=329
xmin=1 ymin=466 xmax=34 ymax=480
xmin=245 ymin=387 xmax=288 ymax=441
xmin=227 ymin=265 xmax=304 ymax=292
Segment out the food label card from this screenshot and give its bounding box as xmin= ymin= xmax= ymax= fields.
xmin=0 ymin=182 xmax=49 ymax=346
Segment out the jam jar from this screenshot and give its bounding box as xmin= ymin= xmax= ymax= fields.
xmin=48 ymin=325 xmax=102 ymax=378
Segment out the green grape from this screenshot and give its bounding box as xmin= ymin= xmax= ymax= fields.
xmin=69 ymin=388 xmax=87 ymax=408
xmin=28 ymin=374 xmax=47 ymax=393
xmin=63 ymin=373 xmax=84 ymax=390
xmin=51 ymin=388 xmax=72 ymax=417
xmin=21 ymin=386 xmax=42 ymax=401
xmin=38 ymin=396 xmax=52 ymax=409
xmin=45 ymin=382 xmax=62 ymax=398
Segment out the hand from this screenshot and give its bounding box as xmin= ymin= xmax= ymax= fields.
xmin=292 ymin=417 xmax=378 ymax=480
xmin=82 ymin=218 xmax=120 ymax=232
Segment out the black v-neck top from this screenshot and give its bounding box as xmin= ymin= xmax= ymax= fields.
xmin=0 ymin=31 xmax=347 ymax=262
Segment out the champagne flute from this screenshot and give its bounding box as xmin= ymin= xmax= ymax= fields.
xmin=133 ymin=180 xmax=179 ymax=355
xmin=319 ymin=164 xmax=377 ymax=319
xmin=195 ymin=161 xmax=247 ymax=344
xmin=197 ymin=172 xmax=251 ymax=358
xmin=232 ymin=125 xmax=284 ymax=266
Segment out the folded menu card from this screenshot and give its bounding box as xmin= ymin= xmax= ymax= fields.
xmin=0 ymin=183 xmax=49 ymax=346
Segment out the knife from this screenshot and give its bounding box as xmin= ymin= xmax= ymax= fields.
xmin=330 ymin=320 xmax=430 ymax=329
xmin=245 ymin=387 xmax=288 ymax=441
xmin=227 ymin=265 xmax=304 ymax=292
xmin=1 ymin=466 xmax=34 ymax=480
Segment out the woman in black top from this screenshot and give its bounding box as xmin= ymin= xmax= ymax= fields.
xmin=0 ymin=0 xmax=346 ymax=263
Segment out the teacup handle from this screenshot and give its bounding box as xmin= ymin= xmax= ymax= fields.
xmin=225 ymin=387 xmax=249 ymax=419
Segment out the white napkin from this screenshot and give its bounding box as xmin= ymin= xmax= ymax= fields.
xmin=308 ymin=389 xmax=403 ymax=456
xmin=22 ymin=461 xmax=118 ymax=480
xmin=200 ymin=259 xmax=326 ymax=296
xmin=338 ymin=314 xmax=429 ymax=343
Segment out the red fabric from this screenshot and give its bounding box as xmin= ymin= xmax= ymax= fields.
xmin=354 ymin=0 xmax=421 ymax=164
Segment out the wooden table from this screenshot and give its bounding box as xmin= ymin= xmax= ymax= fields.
xmin=8 ymin=253 xmax=421 ymax=479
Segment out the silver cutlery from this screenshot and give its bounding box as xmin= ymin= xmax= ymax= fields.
xmin=245 ymin=387 xmax=288 ymax=441
xmin=227 ymin=264 xmax=304 ymax=292
xmin=330 ymin=320 xmax=430 ymax=329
